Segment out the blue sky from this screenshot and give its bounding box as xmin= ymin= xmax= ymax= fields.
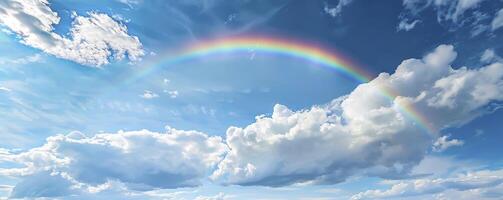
xmin=1 ymin=0 xmax=503 ymax=199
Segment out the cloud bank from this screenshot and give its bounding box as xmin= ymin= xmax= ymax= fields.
xmin=1 ymin=44 xmax=503 ymax=198
xmin=0 ymin=128 xmax=227 ymax=198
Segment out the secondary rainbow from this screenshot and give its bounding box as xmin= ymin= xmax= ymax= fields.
xmin=127 ymin=36 xmax=435 ymax=133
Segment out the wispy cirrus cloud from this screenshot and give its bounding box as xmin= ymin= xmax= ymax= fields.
xmin=398 ymin=0 xmax=503 ymax=35
xmin=397 ymin=19 xmax=421 ymax=31
xmin=481 ymin=49 xmax=503 ymax=63
xmin=492 ymin=8 xmax=503 ymax=31
xmin=323 ymin=0 xmax=354 ymax=17
xmin=0 ymin=87 xmax=11 ymax=92
xmin=0 ymin=54 xmax=44 ymax=65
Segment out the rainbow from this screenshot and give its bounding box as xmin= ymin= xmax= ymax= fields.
xmin=128 ymin=36 xmax=373 ymax=83
xmin=128 ymin=36 xmax=435 ymax=134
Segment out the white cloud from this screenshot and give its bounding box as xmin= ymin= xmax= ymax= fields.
xmin=0 ymin=54 xmax=44 ymax=65
xmin=165 ymin=90 xmax=179 ymax=98
xmin=400 ymin=0 xmax=496 ymax=34
xmin=183 ymin=105 xmax=216 ymax=117
xmin=0 ymin=128 xmax=227 ymax=198
xmin=397 ymin=19 xmax=421 ymax=31
xmin=481 ymin=49 xmax=502 ymax=63
xmin=0 ymin=0 xmax=144 ymax=67
xmin=141 ymin=90 xmax=159 ymax=99
xmin=0 ymin=87 xmax=11 ymax=92
xmin=323 ymin=0 xmax=354 ymax=17
xmin=210 ymin=44 xmax=503 ymax=186
xmin=111 ymin=14 xmax=131 ymax=23
xmin=403 ymin=0 xmax=486 ymax=22
xmin=426 ymin=62 xmax=503 ymax=114
xmin=351 ymin=169 xmax=503 ymax=200
xmin=163 ymin=78 xmax=171 ymax=84
xmin=492 ymin=8 xmax=503 ymax=30
xmin=194 ymin=192 xmax=230 ymax=200
xmin=410 ymin=156 xmax=477 ymax=177
xmin=453 ymin=0 xmax=486 ymax=20
xmin=13 ymin=54 xmax=43 ymax=64
xmin=117 ymin=0 xmax=141 ymax=7
xmin=432 ymin=135 xmax=464 ymax=152
xmin=0 ymin=185 xmax=13 ymax=191
xmin=8 ymin=177 xmax=193 ymax=200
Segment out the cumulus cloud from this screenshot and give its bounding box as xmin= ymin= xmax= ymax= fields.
xmin=351 ymin=169 xmax=503 ymax=200
xmin=210 ymin=44 xmax=503 ymax=186
xmin=0 ymin=128 xmax=227 ymax=198
xmin=0 ymin=0 xmax=144 ymax=67
xmin=432 ymin=135 xmax=464 ymax=152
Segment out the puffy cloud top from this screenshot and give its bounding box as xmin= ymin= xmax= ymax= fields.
xmin=0 ymin=0 xmax=144 ymax=67
xmin=1 ymin=128 xmax=227 ymax=198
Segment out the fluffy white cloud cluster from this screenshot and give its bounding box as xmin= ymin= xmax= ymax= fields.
xmin=210 ymin=45 xmax=503 ymax=186
xmin=0 ymin=128 xmax=227 ymax=198
xmin=0 ymin=0 xmax=144 ymax=67
xmin=351 ymin=169 xmax=503 ymax=200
